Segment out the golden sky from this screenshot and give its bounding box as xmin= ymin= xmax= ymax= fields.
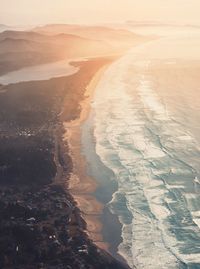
xmin=1 ymin=0 xmax=200 ymax=25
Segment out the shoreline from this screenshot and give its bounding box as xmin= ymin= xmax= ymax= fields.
xmin=63 ymin=55 xmax=129 ymax=268
xmin=63 ymin=62 xmax=111 ymax=250
xmin=0 ymin=59 xmax=130 ymax=268
xmin=63 ymin=57 xmax=126 ymax=258
xmin=81 ymin=110 xmax=126 ymax=261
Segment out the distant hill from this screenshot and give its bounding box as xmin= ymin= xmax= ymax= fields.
xmin=0 ymin=30 xmax=110 ymax=75
xmin=0 ymin=30 xmax=113 ymax=57
xmin=34 ymin=24 xmax=148 ymax=50
xmin=0 ymin=30 xmax=47 ymax=42
xmin=0 ymin=37 xmax=49 ymax=53
xmin=0 ymin=26 xmax=150 ymax=75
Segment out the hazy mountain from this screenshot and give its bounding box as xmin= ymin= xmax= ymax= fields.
xmin=33 ymin=24 xmax=148 ymax=49
xmin=0 ymin=26 xmax=150 ymax=75
xmin=0 ymin=30 xmax=110 ymax=75
xmin=0 ymin=30 xmax=48 ymax=42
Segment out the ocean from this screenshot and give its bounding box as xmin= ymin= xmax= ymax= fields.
xmin=82 ymin=31 xmax=200 ymax=268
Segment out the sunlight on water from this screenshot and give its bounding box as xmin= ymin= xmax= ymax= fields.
xmin=0 ymin=60 xmax=79 ymax=85
xmin=91 ymin=32 xmax=200 ymax=268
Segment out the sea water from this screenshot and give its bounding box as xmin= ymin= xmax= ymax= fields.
xmin=88 ymin=33 xmax=200 ymax=268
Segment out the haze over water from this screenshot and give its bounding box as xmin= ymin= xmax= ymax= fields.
xmin=88 ymin=27 xmax=200 ymax=268
xmin=0 ymin=60 xmax=79 ymax=85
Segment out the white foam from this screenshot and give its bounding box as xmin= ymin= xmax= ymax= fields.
xmin=138 ymin=78 xmax=170 ymax=121
xmin=92 ymin=55 xmax=180 ymax=268
xmin=193 ymin=218 xmax=200 ymax=229
xmin=91 ymin=42 xmax=200 ymax=268
xmin=178 ymin=135 xmax=193 ymax=141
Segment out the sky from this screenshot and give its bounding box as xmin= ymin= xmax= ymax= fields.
xmin=1 ymin=0 xmax=200 ymax=26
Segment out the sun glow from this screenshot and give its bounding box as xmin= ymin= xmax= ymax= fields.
xmin=1 ymin=0 xmax=200 ymax=25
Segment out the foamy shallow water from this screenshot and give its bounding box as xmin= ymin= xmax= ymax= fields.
xmin=89 ymin=34 xmax=200 ymax=268
xmin=0 ymin=60 xmax=80 ymax=85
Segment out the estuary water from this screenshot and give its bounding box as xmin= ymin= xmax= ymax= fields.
xmin=0 ymin=59 xmax=79 ymax=85
xmin=86 ymin=33 xmax=200 ymax=268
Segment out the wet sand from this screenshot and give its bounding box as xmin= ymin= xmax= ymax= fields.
xmin=0 ymin=58 xmax=131 ymax=269
xmin=64 ymin=62 xmax=114 ymax=251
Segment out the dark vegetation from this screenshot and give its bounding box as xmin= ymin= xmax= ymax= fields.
xmin=0 ymin=59 xmax=129 ymax=268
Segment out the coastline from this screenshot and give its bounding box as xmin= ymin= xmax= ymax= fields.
xmin=62 ymin=56 xmax=129 ymax=266
xmin=0 ymin=59 xmax=131 ymax=268
xmin=63 ymin=62 xmax=112 ymax=250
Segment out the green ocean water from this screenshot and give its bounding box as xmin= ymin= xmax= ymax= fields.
xmin=84 ymin=34 xmax=200 ymax=268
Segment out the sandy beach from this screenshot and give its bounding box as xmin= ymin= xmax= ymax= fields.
xmin=0 ymin=57 xmax=130 ymax=269
xmin=63 ymin=60 xmax=116 ymax=251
